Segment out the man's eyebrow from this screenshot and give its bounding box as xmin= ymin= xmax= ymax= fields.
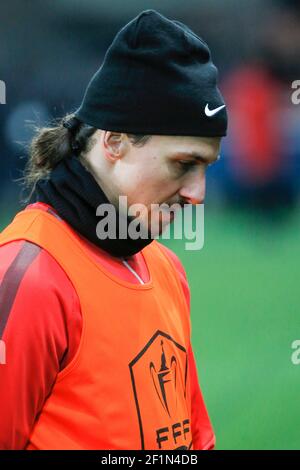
xmin=168 ymin=151 xmax=220 ymax=164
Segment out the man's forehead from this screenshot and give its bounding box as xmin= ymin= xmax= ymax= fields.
xmin=167 ymin=150 xmax=220 ymax=164
xmin=163 ymin=137 xmax=222 ymax=163
xmin=160 ymin=134 xmax=220 ymax=148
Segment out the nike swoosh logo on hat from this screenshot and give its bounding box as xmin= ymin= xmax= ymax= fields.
xmin=205 ymin=104 xmax=226 ymax=117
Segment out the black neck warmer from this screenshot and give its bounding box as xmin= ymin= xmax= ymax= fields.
xmin=31 ymin=155 xmax=154 ymax=258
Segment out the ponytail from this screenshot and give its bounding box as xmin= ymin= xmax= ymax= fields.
xmin=22 ymin=114 xmax=97 ymax=201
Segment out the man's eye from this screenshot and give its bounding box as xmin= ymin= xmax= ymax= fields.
xmin=178 ymin=161 xmax=197 ymax=172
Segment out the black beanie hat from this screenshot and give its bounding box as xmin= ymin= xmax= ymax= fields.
xmin=75 ymin=9 xmax=227 ymax=137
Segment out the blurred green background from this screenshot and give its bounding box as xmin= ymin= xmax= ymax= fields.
xmin=166 ymin=209 xmax=300 ymax=450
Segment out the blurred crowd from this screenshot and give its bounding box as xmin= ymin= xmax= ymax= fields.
xmin=0 ymin=0 xmax=299 ymax=219
xmin=215 ymin=0 xmax=300 ymax=219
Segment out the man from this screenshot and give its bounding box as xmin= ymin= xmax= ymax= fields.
xmin=0 ymin=10 xmax=227 ymax=450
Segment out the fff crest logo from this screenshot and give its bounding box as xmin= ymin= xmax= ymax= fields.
xmin=150 ymin=339 xmax=178 ymax=418
xmin=129 ymin=330 xmax=192 ymax=450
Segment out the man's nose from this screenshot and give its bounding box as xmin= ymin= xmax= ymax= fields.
xmin=179 ymin=170 xmax=206 ymax=205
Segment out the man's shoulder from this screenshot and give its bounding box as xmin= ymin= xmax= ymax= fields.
xmin=154 ymin=241 xmax=187 ymax=280
xmin=154 ymin=242 xmax=191 ymax=309
xmin=0 ymin=239 xmax=74 ymax=297
xmin=156 ymin=242 xmax=188 ymax=289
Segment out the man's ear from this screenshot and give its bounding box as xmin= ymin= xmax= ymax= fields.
xmin=102 ymin=131 xmax=128 ymax=162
